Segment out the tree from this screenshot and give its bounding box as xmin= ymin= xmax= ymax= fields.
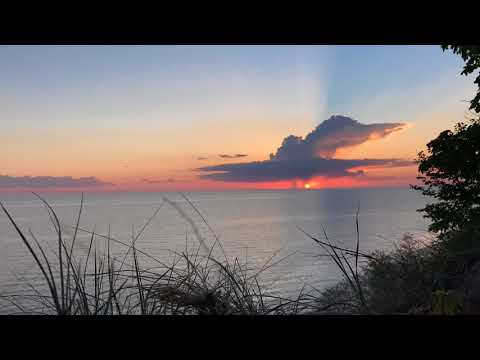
xmin=413 ymin=46 xmax=480 ymax=251
xmin=412 ymin=121 xmax=480 ymax=237
xmin=441 ymin=45 xmax=480 ymax=113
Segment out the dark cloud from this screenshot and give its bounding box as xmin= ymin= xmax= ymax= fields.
xmin=198 ymin=158 xmax=412 ymax=182
xmin=0 ymin=175 xmax=112 ymax=188
xmin=197 ymin=115 xmax=411 ymax=183
xmin=270 ymin=115 xmax=406 ymax=159
xmin=218 ymin=154 xmax=248 ymax=159
xmin=197 ymin=157 xmax=208 ymax=160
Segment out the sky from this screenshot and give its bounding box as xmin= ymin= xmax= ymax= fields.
xmin=0 ymin=45 xmax=475 ymax=191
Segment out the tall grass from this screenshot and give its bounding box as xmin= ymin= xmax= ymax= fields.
xmin=2 ymin=192 xmax=440 ymax=315
xmin=0 ymin=193 xmax=316 ymax=315
xmin=297 ymin=205 xmax=373 ymax=314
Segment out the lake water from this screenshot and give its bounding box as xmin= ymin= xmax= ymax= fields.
xmin=0 ymin=188 xmax=431 ymax=312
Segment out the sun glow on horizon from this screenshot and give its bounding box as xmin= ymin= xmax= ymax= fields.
xmin=0 ymin=46 xmax=470 ymax=192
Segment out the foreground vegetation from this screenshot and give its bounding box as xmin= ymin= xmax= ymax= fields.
xmin=0 ymin=191 xmax=478 ymax=315
xmin=0 ymin=193 xmax=318 ymax=315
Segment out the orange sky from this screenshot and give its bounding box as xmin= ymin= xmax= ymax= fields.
xmin=0 ymin=109 xmax=464 ymax=192
xmin=0 ymin=45 xmax=474 ymax=192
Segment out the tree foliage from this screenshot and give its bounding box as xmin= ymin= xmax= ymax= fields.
xmin=412 ymin=122 xmax=480 ymax=237
xmin=441 ymin=45 xmax=480 ymax=113
xmin=413 ymin=46 xmax=480 ymax=243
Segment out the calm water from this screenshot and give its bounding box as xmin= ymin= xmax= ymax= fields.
xmin=0 ymin=188 xmax=430 ymax=311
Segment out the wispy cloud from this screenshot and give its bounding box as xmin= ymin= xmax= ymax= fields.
xmin=142 ymin=178 xmax=185 ymax=184
xmin=218 ymin=154 xmax=248 ymax=159
xmin=0 ymin=175 xmax=112 ymax=188
xmin=197 ymin=157 xmax=208 ymax=160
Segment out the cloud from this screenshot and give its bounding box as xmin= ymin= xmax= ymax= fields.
xmin=197 ymin=157 xmax=208 ymax=160
xmin=269 ymin=115 xmax=406 ymax=159
xmin=198 ymin=158 xmax=413 ymax=182
xmin=197 ymin=115 xmax=411 ymax=183
xmin=142 ymin=178 xmax=184 ymax=184
xmin=0 ymin=175 xmax=112 ymax=188
xmin=218 ymin=154 xmax=248 ymax=159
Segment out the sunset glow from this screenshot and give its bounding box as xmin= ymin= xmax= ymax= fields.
xmin=0 ymin=45 xmax=473 ymax=192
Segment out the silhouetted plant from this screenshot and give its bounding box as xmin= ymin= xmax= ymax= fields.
xmin=412 ymin=46 xmax=480 ymax=253
xmin=412 ymin=121 xmax=480 ymax=239
xmin=0 ymin=193 xmax=305 ymax=315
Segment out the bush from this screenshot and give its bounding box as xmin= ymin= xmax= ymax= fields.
xmin=361 ymin=235 xmax=436 ymax=313
xmin=312 ymin=234 xmax=454 ymax=314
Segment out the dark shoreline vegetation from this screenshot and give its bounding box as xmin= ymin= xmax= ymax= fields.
xmin=0 ymin=45 xmax=479 ymax=315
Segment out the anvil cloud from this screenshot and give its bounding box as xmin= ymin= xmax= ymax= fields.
xmin=197 ymin=115 xmax=411 ymax=183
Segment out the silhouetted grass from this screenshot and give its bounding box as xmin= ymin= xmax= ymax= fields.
xmin=3 ymin=192 xmax=467 ymax=315
xmin=0 ymin=193 xmax=313 ymax=315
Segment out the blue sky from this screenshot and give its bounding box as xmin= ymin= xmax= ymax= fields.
xmin=0 ymin=45 xmax=469 ymax=125
xmin=0 ymin=45 xmax=474 ymax=190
